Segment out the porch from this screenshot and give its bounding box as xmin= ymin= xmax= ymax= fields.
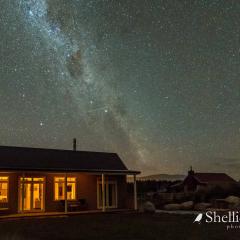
xmin=0 ymin=209 xmax=136 ymax=221
xmin=0 ymin=171 xmax=138 ymax=214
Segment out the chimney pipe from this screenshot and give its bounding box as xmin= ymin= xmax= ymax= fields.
xmin=188 ymin=166 xmax=194 ymax=176
xmin=73 ymin=138 xmax=77 ymax=151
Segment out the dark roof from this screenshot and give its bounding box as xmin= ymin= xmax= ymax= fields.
xmin=193 ymin=173 xmax=236 ymax=184
xmin=0 ymin=146 xmax=140 ymax=174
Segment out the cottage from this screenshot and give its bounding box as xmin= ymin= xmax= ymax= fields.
xmin=183 ymin=167 xmax=237 ymax=192
xmin=0 ymin=143 xmax=140 ymax=215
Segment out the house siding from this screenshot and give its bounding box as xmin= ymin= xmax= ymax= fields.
xmin=183 ymin=175 xmax=200 ymax=192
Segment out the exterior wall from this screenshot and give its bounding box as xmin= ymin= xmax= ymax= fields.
xmin=183 ymin=175 xmax=199 ymax=192
xmin=78 ymin=174 xmax=98 ymax=210
xmin=0 ymin=171 xmax=128 ymax=214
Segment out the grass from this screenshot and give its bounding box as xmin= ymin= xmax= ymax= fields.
xmin=0 ymin=212 xmax=239 ymax=240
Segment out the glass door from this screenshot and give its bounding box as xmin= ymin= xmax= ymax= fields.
xmin=19 ymin=177 xmax=44 ymax=212
xmin=23 ymin=183 xmax=31 ymax=211
xmin=97 ymin=181 xmax=117 ymax=209
xmin=33 ymin=183 xmax=44 ymax=210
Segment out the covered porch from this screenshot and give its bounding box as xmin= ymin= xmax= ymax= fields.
xmin=17 ymin=170 xmax=139 ymax=214
xmin=0 ymin=170 xmax=139 ymax=215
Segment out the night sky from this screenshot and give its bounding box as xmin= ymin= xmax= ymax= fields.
xmin=0 ymin=1 xmax=239 ymax=177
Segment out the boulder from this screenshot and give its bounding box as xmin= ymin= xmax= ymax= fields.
xmin=163 ymin=203 xmax=181 ymax=211
xmin=180 ymin=201 xmax=194 ymax=210
xmin=142 ymin=201 xmax=156 ymax=213
xmin=225 ymin=196 xmax=240 ymax=209
xmin=225 ymin=196 xmax=240 ymax=204
xmin=194 ymin=202 xmax=212 ymax=211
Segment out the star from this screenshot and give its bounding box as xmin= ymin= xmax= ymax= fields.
xmin=0 ymin=0 xmax=239 ymax=178
xmin=29 ymin=10 xmax=34 ymax=17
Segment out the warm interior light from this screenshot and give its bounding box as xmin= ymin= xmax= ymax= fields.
xmin=19 ymin=177 xmax=44 ymax=211
xmin=54 ymin=177 xmax=76 ymax=200
xmin=0 ymin=176 xmax=8 ymax=203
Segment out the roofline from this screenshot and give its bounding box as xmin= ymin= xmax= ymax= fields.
xmin=0 ymin=168 xmax=141 ymax=175
xmin=0 ymin=145 xmax=140 ymax=174
xmin=194 ymin=172 xmax=233 ymax=175
xmin=193 ymin=172 xmax=237 ymax=182
xmin=0 ymin=145 xmax=119 ymax=155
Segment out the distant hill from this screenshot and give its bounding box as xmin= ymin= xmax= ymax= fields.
xmin=138 ymin=174 xmax=185 ymax=181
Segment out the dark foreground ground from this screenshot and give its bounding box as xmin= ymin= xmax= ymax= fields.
xmin=0 ymin=212 xmax=239 ymax=240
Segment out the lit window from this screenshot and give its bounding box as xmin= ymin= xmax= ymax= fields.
xmin=54 ymin=177 xmax=76 ymax=200
xmin=66 ymin=178 xmax=76 ymax=200
xmin=0 ymin=177 xmax=8 ymax=203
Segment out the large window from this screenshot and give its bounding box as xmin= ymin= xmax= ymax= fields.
xmin=0 ymin=177 xmax=8 ymax=203
xmin=54 ymin=177 xmax=76 ymax=200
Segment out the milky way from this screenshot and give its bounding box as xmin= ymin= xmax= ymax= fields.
xmin=0 ymin=1 xmax=240 ymax=177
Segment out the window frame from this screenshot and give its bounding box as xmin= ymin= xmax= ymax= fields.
xmin=53 ymin=177 xmax=77 ymax=201
xmin=18 ymin=177 xmax=45 ymax=212
xmin=97 ymin=180 xmax=118 ymax=209
xmin=0 ymin=176 xmax=9 ymax=203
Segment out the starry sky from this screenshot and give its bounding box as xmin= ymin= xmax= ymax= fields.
xmin=0 ymin=0 xmax=239 ymax=177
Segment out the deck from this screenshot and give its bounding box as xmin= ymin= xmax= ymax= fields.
xmin=0 ymin=209 xmax=135 ymax=220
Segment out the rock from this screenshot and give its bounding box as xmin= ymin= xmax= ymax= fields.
xmin=142 ymin=201 xmax=156 ymax=213
xmin=225 ymin=196 xmax=240 ymax=209
xmin=194 ymin=203 xmax=212 ymax=211
xmin=163 ymin=203 xmax=181 ymax=211
xmin=225 ymin=196 xmax=240 ymax=204
xmin=180 ymin=201 xmax=194 ymax=210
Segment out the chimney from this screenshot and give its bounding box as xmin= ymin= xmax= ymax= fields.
xmin=188 ymin=166 xmax=194 ymax=176
xmin=73 ymin=138 xmax=77 ymax=151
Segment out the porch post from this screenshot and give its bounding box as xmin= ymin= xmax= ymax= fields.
xmin=21 ymin=173 xmax=25 ymax=212
xmin=64 ymin=172 xmax=67 ymax=213
xmin=101 ymin=173 xmax=105 ymax=212
xmin=133 ymin=174 xmax=137 ymax=210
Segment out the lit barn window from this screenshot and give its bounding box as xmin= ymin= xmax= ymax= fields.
xmin=0 ymin=177 xmax=8 ymax=203
xmin=54 ymin=177 xmax=76 ymax=200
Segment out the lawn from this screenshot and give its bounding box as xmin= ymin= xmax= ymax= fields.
xmin=0 ymin=212 xmax=239 ymax=240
